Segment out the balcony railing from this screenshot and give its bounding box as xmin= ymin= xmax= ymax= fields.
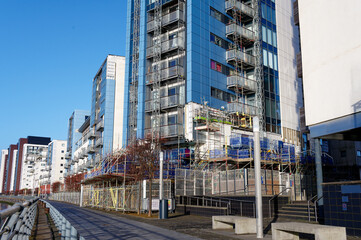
xmin=147 ymin=10 xmax=184 ymax=32
xmin=96 ymin=120 xmax=104 ymax=131
xmin=145 ymin=95 xmax=181 ymax=112
xmin=147 ymin=37 xmax=184 ymax=58
xmin=86 ymin=129 xmax=99 ymax=139
xmin=226 ymin=23 xmax=255 ymax=41
xmin=227 ymin=102 xmax=258 ymax=116
xmin=145 ymin=124 xmax=183 ymax=138
xmin=293 ymin=0 xmax=299 ymax=26
xmin=82 ymin=148 xmax=88 ymax=157
xmin=225 ymin=0 xmax=254 ymax=17
xmin=297 ymin=52 xmax=302 ymax=78
xmin=87 ymin=144 xmax=96 ymax=153
xmin=146 ymin=65 xmax=184 ymax=84
xmin=65 ymin=152 xmax=71 ymax=159
xmin=95 ymin=138 xmax=103 ymax=147
xmin=227 ymin=74 xmax=257 ymax=93
xmin=226 ymin=49 xmax=255 ymax=67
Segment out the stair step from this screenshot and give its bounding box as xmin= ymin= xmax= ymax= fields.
xmin=278 ymin=210 xmax=315 ymax=216
xmin=278 ymin=213 xmax=316 ymax=221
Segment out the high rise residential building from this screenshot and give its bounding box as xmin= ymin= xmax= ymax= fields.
xmin=3 ymin=144 xmax=17 ymax=193
xmin=19 ymin=136 xmax=51 ymax=192
xmin=69 ymin=116 xmax=90 ymax=175
xmin=0 ymin=150 xmax=8 ymax=193
xmin=124 ymin=0 xmax=302 ymax=155
xmin=87 ymin=55 xmax=126 ymax=165
xmin=65 ymin=110 xmax=90 ymax=161
xmin=13 ymin=138 xmax=27 ymax=193
xmin=47 ymin=140 xmax=67 ymax=184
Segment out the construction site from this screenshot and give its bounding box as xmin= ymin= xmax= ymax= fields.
xmin=58 ymin=0 xmax=323 ymax=214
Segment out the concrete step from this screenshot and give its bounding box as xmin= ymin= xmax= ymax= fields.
xmin=278 ymin=213 xmax=316 ymax=221
xmin=278 ymin=209 xmax=315 ymax=217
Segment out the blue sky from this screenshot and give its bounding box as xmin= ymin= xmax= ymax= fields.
xmin=0 ymin=0 xmax=127 ymax=150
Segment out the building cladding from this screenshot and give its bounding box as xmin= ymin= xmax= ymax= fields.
xmin=14 ymin=138 xmax=27 ymax=192
xmin=3 ymin=144 xmax=17 ymax=193
xmin=297 ymin=0 xmax=361 ymax=140
xmin=47 ymin=140 xmax=67 ymax=184
xmin=89 ymin=55 xmax=125 ymax=161
xmin=124 ymin=0 xmax=302 ymax=146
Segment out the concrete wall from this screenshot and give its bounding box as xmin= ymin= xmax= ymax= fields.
xmin=298 ymin=0 xmax=361 ymax=127
xmin=50 ymin=140 xmax=67 ymax=184
xmin=112 ymin=55 xmax=126 ymax=150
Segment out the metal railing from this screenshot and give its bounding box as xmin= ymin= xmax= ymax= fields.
xmin=308 ymin=195 xmax=323 ymax=222
xmin=147 ymin=37 xmax=185 ymax=58
xmin=0 ymin=197 xmax=38 ymax=239
xmin=227 ymin=102 xmax=257 ymax=115
xmin=227 ymin=74 xmax=257 ymax=93
xmin=147 ymin=10 xmax=184 ymax=32
xmin=146 ymin=65 xmax=184 ymax=84
xmin=226 ymin=23 xmax=255 ymax=41
xmin=226 ymin=49 xmax=255 ymax=66
xmin=225 ymin=0 xmax=254 ymax=17
xmin=42 ymin=200 xmax=84 ymax=240
xmin=176 ymin=195 xmax=256 ymax=217
xmin=268 ymin=187 xmax=291 ymax=218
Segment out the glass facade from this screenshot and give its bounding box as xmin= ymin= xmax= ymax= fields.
xmin=261 ymin=0 xmax=280 ymax=134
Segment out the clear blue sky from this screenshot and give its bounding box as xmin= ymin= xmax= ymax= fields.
xmin=0 ymin=0 xmax=127 ymax=150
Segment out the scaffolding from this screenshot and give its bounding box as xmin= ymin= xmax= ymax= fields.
xmin=128 ymin=0 xmax=141 ymax=142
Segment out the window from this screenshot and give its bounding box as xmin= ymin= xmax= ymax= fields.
xmin=61 ymin=150 xmax=64 ymax=153
xmin=61 ymin=157 xmax=64 ymax=160
xmin=60 ymin=170 xmax=63 ymax=173
xmin=168 ymin=87 xmax=176 ymax=96
xmin=210 ymin=33 xmax=230 ymax=49
xmin=61 ymin=164 xmax=64 ymax=167
xmin=168 ymin=115 xmax=177 ymax=125
xmin=210 ymin=7 xmax=229 ymax=24
xmin=357 ymin=150 xmax=361 ymax=157
xmin=210 ymin=60 xmax=231 ymax=75
xmin=211 ymin=87 xmax=235 ymax=102
xmin=169 ymin=60 xmax=176 ymax=67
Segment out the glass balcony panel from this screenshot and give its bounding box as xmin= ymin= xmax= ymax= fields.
xmin=226 ymin=23 xmax=255 ymax=41
xmin=225 ymin=0 xmax=254 ymax=17
xmin=227 ymin=102 xmax=257 ymax=116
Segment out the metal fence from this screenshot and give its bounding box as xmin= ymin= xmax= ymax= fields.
xmin=42 ymin=200 xmax=85 ymax=240
xmin=0 ymin=197 xmax=38 ymax=239
xmin=82 ymin=179 xmax=173 ymax=212
xmin=49 ymin=192 xmax=81 ymax=205
xmin=175 ymin=168 xmax=313 ymax=201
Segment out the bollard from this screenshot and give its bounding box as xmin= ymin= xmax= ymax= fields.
xmin=70 ymin=226 xmax=78 ymax=240
xmin=65 ymin=220 xmax=71 ymax=239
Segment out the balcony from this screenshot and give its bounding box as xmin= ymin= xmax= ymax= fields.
xmin=147 ymin=10 xmax=184 ymax=32
xmin=226 ymin=49 xmax=255 ymax=69
xmin=146 ymin=65 xmax=184 ymax=85
xmin=145 ymin=124 xmax=183 ymax=138
xmin=146 ymin=37 xmax=184 ymax=58
xmin=29 ymin=168 xmax=35 ymax=173
xmin=65 ymin=152 xmax=71 ymax=159
xmin=225 ymin=0 xmax=254 ymax=18
xmin=145 ymin=95 xmax=181 ymax=112
xmin=95 ymin=154 xmax=101 ymax=163
xmin=85 ymin=160 xmax=94 ymax=169
xmin=73 ymin=157 xmax=79 ymax=163
xmin=96 ymin=120 xmax=104 ymax=131
xmin=227 ymin=74 xmax=257 ymax=94
xmin=82 ymin=148 xmax=88 ymax=158
xmin=86 ymin=129 xmax=99 ymax=139
xmin=226 ymin=24 xmax=255 ymax=44
xmin=95 ymin=138 xmax=103 ymax=147
xmin=227 ymin=102 xmax=257 ymax=116
xmin=87 ymin=144 xmax=96 ymax=153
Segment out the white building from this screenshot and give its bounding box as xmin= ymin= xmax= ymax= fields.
xmin=298 ymin=0 xmax=361 ymax=140
xmin=9 ymin=150 xmax=18 ymax=193
xmin=20 ymin=144 xmax=48 ymax=192
xmin=47 ymin=140 xmax=67 ymax=184
xmin=0 ymin=150 xmax=8 ymax=193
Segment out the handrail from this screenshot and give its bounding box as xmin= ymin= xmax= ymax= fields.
xmin=177 ymin=195 xmax=255 ymax=217
xmin=268 ymin=187 xmax=291 ymax=218
xmin=314 ymin=195 xmax=323 ymax=223
xmin=307 ymin=194 xmax=318 ymax=222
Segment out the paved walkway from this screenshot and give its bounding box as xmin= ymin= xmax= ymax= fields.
xmin=48 ymin=201 xmax=200 ymax=240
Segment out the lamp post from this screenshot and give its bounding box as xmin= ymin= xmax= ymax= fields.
xmin=253 ymin=116 xmax=263 ymax=238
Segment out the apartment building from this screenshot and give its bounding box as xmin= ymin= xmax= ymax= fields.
xmin=0 ymin=150 xmax=8 ymax=193
xmin=47 ymin=140 xmax=67 ymax=184
xmin=124 ymin=0 xmax=302 ymax=157
xmin=87 ymin=55 xmax=126 ymax=166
